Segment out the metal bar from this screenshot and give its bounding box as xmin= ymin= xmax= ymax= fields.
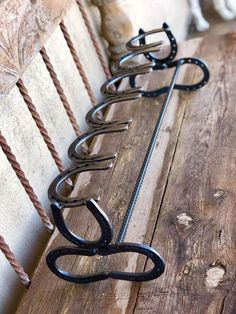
xmin=116 ymin=60 xmax=184 ymax=243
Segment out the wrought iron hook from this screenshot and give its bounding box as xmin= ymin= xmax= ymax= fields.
xmin=85 ymin=93 xmax=141 ymax=128
xmin=126 ymin=23 xmax=177 ymax=66
xmin=100 ymin=67 xmax=153 ymax=98
xmin=68 ymin=124 xmax=129 ymax=163
xmin=113 ymin=48 xmax=157 ymax=74
xmin=48 ymin=160 xmax=113 ymax=207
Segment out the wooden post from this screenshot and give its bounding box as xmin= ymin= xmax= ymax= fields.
xmin=91 ymin=0 xmax=133 ymax=71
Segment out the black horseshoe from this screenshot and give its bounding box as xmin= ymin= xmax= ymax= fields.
xmin=126 ymin=23 xmax=177 ymax=66
xmin=129 ymin=57 xmax=210 ymax=98
xmin=68 ymin=124 xmax=129 ymax=163
xmin=100 ymin=68 xmax=152 ymax=98
xmin=48 ymin=161 xmax=112 ymax=207
xmin=113 ymin=48 xmax=156 ymax=74
xmin=50 ymin=199 xmax=113 ymax=248
xmin=46 ymin=242 xmax=165 ymax=283
xmin=126 ymin=27 xmax=163 ymax=52
xmin=138 ymin=23 xmax=178 ymax=67
xmin=85 ymin=93 xmax=141 ymax=128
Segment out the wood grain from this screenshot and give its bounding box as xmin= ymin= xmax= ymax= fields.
xmin=16 ymin=34 xmax=236 ymax=313
xmin=0 ymin=0 xmax=73 ymax=99
xmin=134 ymin=33 xmax=236 ymax=314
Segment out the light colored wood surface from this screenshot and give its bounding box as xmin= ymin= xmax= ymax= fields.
xmin=17 ymin=35 xmax=231 ymax=314
xmin=134 ymin=32 xmax=236 ymax=314
xmin=0 ymin=0 xmax=73 ymax=99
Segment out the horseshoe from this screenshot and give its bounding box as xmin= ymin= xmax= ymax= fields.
xmin=48 ymin=160 xmax=113 ymax=207
xmin=113 ymin=48 xmax=156 ymax=74
xmin=68 ymin=124 xmax=129 ymax=164
xmin=100 ymin=67 xmax=153 ymax=98
xmin=46 ymin=242 xmax=165 ymax=283
xmin=85 ymin=93 xmax=141 ymax=128
xmin=129 ymin=57 xmax=210 ymax=98
xmin=50 ymin=199 xmax=113 ymax=248
xmin=126 ymin=23 xmax=177 ymax=66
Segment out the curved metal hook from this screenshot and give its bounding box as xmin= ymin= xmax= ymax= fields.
xmin=46 ymin=242 xmax=165 ymax=283
xmin=48 ymin=160 xmax=112 ymax=207
xmin=68 ymin=124 xmax=129 ymax=163
xmin=113 ymin=48 xmax=156 ymax=74
xmin=50 ymin=199 xmax=113 ymax=248
xmin=86 ymin=93 xmax=141 ymax=128
xmin=126 ymin=27 xmax=164 ymax=52
xmin=100 ymin=67 xmax=152 ymax=98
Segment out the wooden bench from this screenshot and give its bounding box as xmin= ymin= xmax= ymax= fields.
xmin=16 ymin=32 xmax=236 ymax=313
xmin=0 ymin=1 xmax=193 ymax=312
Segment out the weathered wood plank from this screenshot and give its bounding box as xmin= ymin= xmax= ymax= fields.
xmin=0 ymin=0 xmax=73 ymax=99
xmin=16 ymin=37 xmax=204 ymax=313
xmin=134 ymin=33 xmax=236 ymax=314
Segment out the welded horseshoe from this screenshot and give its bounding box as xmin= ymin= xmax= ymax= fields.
xmin=68 ymin=124 xmax=129 ymax=163
xmin=126 ymin=27 xmax=163 ymax=52
xmin=48 ymin=160 xmax=113 ymax=207
xmin=113 ymin=48 xmax=156 ymax=74
xmin=46 ymin=242 xmax=165 ymax=283
xmin=50 ymin=199 xmax=113 ymax=248
xmin=126 ymin=22 xmax=177 ymax=66
xmin=85 ymin=92 xmax=141 ymax=128
xmin=100 ymin=67 xmax=153 ymax=98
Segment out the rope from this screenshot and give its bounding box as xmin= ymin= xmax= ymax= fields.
xmin=40 ymin=47 xmax=82 ymax=138
xmin=0 ymin=132 xmax=54 ymax=231
xmin=17 ymin=79 xmax=67 ymax=172
xmin=76 ymin=0 xmax=111 ymax=80
xmin=60 ymin=20 xmax=97 ymax=106
xmin=0 ymin=235 xmax=30 ymax=286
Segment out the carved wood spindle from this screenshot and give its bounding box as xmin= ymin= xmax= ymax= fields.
xmin=91 ymin=0 xmax=133 ymax=72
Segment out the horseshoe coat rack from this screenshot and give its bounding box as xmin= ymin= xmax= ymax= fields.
xmin=46 ymin=23 xmax=210 ymax=284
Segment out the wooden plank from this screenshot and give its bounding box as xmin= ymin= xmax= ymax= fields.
xmin=0 ymin=0 xmax=73 ymax=99
xmin=16 ymin=37 xmax=205 ymax=313
xmin=134 ymin=33 xmax=236 ymax=314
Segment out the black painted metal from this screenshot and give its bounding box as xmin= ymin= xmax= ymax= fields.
xmin=116 ymin=60 xmax=183 ymax=243
xmin=46 ymin=243 xmax=165 ymax=283
xmin=50 ymin=199 xmax=113 ymax=248
xmin=46 ymin=23 xmax=210 ymax=284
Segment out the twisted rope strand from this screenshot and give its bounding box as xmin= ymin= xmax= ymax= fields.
xmin=60 ymin=20 xmax=97 ymax=106
xmin=40 ymin=47 xmax=82 ymax=138
xmin=0 ymin=132 xmax=54 ymax=231
xmin=17 ymin=79 xmax=66 ymax=172
xmin=76 ymin=0 xmax=111 ymax=80
xmin=0 ymin=235 xmax=30 ymax=286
